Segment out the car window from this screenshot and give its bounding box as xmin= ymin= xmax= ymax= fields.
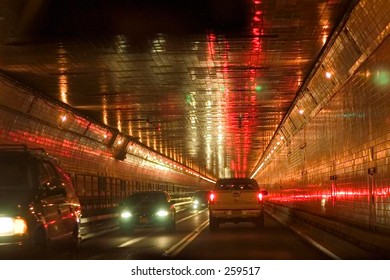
xmin=43 ymin=161 xmax=59 ymax=180
xmin=38 ymin=161 xmax=59 ymax=185
xmin=215 ymin=179 xmax=259 ymax=191
xmin=126 ymin=192 xmax=167 ymax=204
xmin=55 ymin=165 xmax=76 ymax=198
xmin=217 ymin=184 xmax=255 ymax=190
xmin=38 ymin=161 xmax=69 ymax=198
xmin=0 ymin=153 xmax=32 ymax=189
xmin=38 ymin=162 xmax=50 ymax=186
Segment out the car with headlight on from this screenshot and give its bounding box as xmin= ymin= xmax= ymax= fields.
xmin=0 ymin=145 xmax=81 ymax=258
xmin=208 ymin=178 xmax=268 ymax=231
xmin=119 ymin=191 xmax=176 ymax=233
xmin=192 ymin=190 xmax=210 ymax=210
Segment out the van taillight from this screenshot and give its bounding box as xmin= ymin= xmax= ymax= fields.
xmin=209 ymin=192 xmax=215 ymax=204
xmin=257 ymin=192 xmax=263 ymax=203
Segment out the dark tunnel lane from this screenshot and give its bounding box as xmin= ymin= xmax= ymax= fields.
xmin=71 ymin=210 xmax=330 ymax=260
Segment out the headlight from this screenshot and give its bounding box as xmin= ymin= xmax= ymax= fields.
xmin=120 ymin=211 xmax=133 ymax=219
xmin=156 ymin=210 xmax=169 ymax=217
xmin=193 ymin=200 xmax=199 ymax=205
xmin=0 ymin=217 xmax=28 ymax=236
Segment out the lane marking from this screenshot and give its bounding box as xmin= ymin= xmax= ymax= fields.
xmin=87 ymin=235 xmax=151 ymax=259
xmin=118 ymin=236 xmax=149 ymax=248
xmin=290 ymin=227 xmax=341 ymax=260
xmin=177 ymin=208 xmax=207 ymax=223
xmin=163 ymin=220 xmax=209 ymax=258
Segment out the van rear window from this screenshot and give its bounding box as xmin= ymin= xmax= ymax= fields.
xmin=215 ymin=179 xmax=260 ymax=191
xmin=217 ymin=183 xmax=257 ymax=190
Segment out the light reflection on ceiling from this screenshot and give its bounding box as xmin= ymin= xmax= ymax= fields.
xmin=0 ymin=0 xmax=356 ymax=179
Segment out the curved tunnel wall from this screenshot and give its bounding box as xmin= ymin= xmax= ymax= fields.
xmin=258 ymin=0 xmax=390 ymax=234
xmin=0 ymin=76 xmax=212 ymax=212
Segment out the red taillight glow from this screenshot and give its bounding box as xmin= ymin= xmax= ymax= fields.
xmin=209 ymin=192 xmax=215 ymax=203
xmin=257 ymin=192 xmax=263 ymax=202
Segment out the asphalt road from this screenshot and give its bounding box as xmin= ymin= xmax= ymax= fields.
xmin=74 ymin=208 xmax=330 ymax=260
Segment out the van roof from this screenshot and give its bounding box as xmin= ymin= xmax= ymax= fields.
xmin=216 ymin=178 xmax=258 ymax=183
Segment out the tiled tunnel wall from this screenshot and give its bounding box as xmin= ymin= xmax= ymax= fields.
xmin=0 ymin=76 xmax=212 ymax=212
xmin=260 ymin=35 xmax=390 ymax=233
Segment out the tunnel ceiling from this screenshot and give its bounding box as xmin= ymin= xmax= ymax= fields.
xmin=0 ymin=0 xmax=355 ymax=179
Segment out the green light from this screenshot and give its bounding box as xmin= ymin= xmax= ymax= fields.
xmin=255 ymin=85 xmax=263 ymax=92
xmin=374 ymin=70 xmax=389 ymax=86
xmin=185 ymin=94 xmax=191 ymax=104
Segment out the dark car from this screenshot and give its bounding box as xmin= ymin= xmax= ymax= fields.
xmin=192 ymin=190 xmax=210 ymax=209
xmin=118 ymin=191 xmax=176 ymax=233
xmin=0 ymin=145 xmax=81 ymax=258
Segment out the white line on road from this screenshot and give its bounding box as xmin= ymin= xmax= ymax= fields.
xmin=176 ymin=208 xmax=207 ymax=223
xmin=162 ymin=219 xmax=209 ymax=258
xmin=118 ymin=236 xmax=149 ymax=248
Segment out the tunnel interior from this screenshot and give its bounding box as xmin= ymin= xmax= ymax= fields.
xmin=0 ymin=0 xmax=389 ymax=235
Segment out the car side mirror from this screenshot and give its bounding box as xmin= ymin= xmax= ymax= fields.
xmin=261 ymin=190 xmax=268 ymax=196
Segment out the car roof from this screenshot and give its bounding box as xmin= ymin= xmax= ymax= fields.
xmin=123 ymin=191 xmax=170 ymax=203
xmin=0 ymin=144 xmax=59 ymax=163
xmin=131 ymin=190 xmax=168 ymax=195
xmin=194 ymin=190 xmax=210 ymax=193
xmin=216 ymin=178 xmax=258 ymax=184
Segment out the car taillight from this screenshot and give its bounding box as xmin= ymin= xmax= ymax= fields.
xmin=209 ymin=192 xmax=215 ymax=204
xmin=257 ymin=192 xmax=263 ymax=203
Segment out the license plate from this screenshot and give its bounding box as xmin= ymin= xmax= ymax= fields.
xmin=139 ymin=217 xmax=148 ymax=224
